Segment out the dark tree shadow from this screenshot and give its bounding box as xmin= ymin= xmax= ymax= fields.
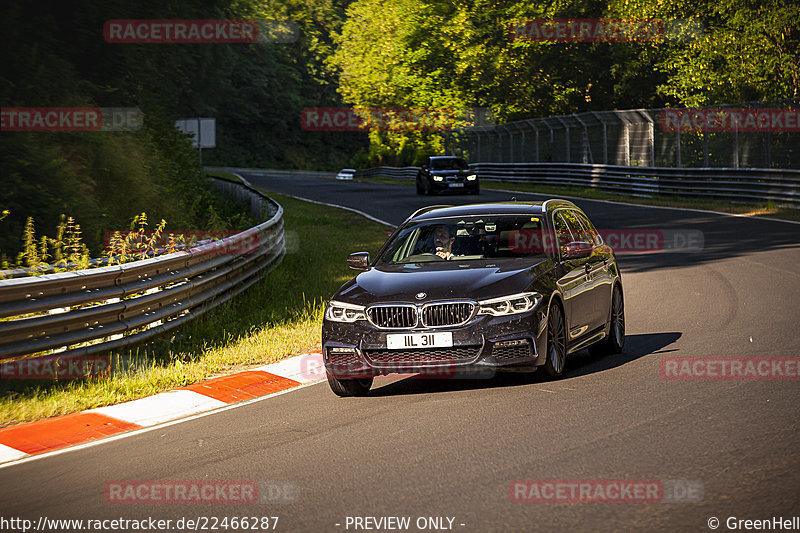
xmin=368 ymin=332 xmax=681 ymax=397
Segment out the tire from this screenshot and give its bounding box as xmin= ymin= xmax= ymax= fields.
xmin=327 ymin=374 xmax=373 ymax=397
xmin=416 ymin=180 xmax=424 ymax=195
xmin=589 ymin=284 xmax=625 ymax=357
xmin=543 ymin=301 xmax=567 ymax=378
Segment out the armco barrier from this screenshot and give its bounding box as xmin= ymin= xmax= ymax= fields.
xmin=355 ymin=166 xmax=419 ymax=180
xmin=0 ymin=175 xmax=285 ymax=362
xmin=355 ymin=163 xmax=800 ymax=207
xmin=206 ymin=166 xmax=337 ymax=180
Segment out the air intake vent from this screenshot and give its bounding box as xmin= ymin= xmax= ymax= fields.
xmin=367 ymin=305 xmax=417 ymax=328
xmin=422 ymin=302 xmax=475 ymax=327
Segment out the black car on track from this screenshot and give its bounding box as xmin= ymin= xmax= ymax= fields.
xmin=322 ymin=200 xmax=625 ymax=396
xmin=416 ymin=156 xmax=479 ymax=195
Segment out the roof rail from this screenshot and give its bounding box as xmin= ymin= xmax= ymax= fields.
xmin=542 ymin=198 xmax=576 ymax=211
xmin=407 ymin=205 xmax=452 ymax=219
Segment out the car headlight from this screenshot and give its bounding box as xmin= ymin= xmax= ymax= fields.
xmin=466 ymin=174 xmax=477 ymax=181
xmin=432 ymin=175 xmax=444 ymax=181
xmin=325 ymin=300 xmax=367 ymax=322
xmin=478 ymin=292 xmax=542 ymax=316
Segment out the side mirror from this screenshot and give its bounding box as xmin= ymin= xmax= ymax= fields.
xmin=563 ymin=241 xmax=593 ymax=260
xmin=347 ymin=251 xmax=370 ymax=270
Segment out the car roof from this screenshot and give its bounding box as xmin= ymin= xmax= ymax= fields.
xmin=407 ymin=200 xmax=579 ymax=222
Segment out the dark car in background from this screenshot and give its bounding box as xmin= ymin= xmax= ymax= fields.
xmin=322 ymin=200 xmax=625 ymax=396
xmin=416 ymin=156 xmax=479 ymax=195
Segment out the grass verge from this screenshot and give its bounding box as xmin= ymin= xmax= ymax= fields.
xmin=0 ymin=189 xmax=390 ymax=427
xmin=355 ymin=176 xmax=800 ymax=222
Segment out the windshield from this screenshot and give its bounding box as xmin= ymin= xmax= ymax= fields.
xmin=430 ymin=158 xmax=469 ymax=171
xmin=376 ymin=215 xmax=549 ymax=265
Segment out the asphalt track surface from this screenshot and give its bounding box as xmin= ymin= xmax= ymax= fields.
xmin=2 ymin=172 xmax=799 ymax=532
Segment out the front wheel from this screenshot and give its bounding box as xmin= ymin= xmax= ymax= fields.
xmin=543 ymin=302 xmax=567 ymax=378
xmin=590 ymin=285 xmax=625 ymax=357
xmin=327 ymin=374 xmax=373 ymax=397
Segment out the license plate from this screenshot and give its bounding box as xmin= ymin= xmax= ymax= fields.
xmin=449 ymin=183 xmax=464 ymax=188
xmin=386 ymin=332 xmax=453 ymax=350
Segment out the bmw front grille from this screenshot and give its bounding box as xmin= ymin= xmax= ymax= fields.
xmin=366 ymin=302 xmax=475 ymax=329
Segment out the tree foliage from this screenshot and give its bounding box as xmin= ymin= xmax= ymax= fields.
xmin=331 ymin=0 xmax=799 ymax=164
xmin=1 ymin=0 xmax=797 ymax=252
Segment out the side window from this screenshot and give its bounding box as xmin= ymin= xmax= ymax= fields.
xmin=574 ymin=210 xmax=602 ymax=246
xmin=552 ymin=212 xmax=574 ymax=256
xmin=560 ymin=209 xmax=592 ymax=244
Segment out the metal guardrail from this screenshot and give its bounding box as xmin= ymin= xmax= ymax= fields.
xmin=354 ymin=163 xmax=800 ymax=207
xmin=206 ymin=166 xmax=337 ymax=179
xmin=472 ymin=163 xmax=800 ymax=206
xmin=354 ymin=166 xmax=419 ymax=180
xmin=0 ymin=175 xmax=285 ymax=362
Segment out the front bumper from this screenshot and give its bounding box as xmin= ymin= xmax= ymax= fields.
xmin=322 ymin=307 xmax=547 ymax=378
xmin=427 ymin=175 xmax=479 ymax=193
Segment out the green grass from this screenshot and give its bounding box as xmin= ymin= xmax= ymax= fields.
xmin=0 ymin=191 xmax=390 ymax=427
xmin=355 ymin=176 xmax=800 ymax=222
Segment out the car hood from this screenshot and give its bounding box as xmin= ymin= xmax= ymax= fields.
xmin=333 ymin=259 xmax=550 ymax=305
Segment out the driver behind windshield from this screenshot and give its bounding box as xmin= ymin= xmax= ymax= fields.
xmin=432 ymin=224 xmax=455 ymax=259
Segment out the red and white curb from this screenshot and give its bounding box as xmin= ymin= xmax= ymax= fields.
xmin=0 ymin=351 xmax=325 ymax=465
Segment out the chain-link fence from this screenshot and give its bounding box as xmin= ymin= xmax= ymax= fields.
xmin=443 ymin=100 xmax=800 ymax=169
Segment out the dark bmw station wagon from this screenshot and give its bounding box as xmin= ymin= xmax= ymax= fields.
xmin=322 ymin=200 xmax=625 ymax=396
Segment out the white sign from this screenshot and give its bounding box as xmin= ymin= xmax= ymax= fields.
xmin=175 ymin=118 xmax=215 ymax=148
